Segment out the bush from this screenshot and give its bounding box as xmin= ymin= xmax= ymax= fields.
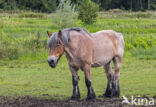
xmin=53 ymin=0 xmax=76 ymax=29
xmin=22 ymin=33 xmax=47 ymax=51
xmin=0 ymin=32 xmax=47 ymax=60
xmin=124 ymin=35 xmax=156 ymax=50
xmin=1 ymin=0 xmax=18 ymax=10
xmin=78 ymin=0 xmax=99 ymax=24
xmin=0 ymin=35 xmax=19 ymax=60
xmin=0 ymin=0 xmax=57 ymax=13
xmin=135 ymin=12 xmax=152 ymax=18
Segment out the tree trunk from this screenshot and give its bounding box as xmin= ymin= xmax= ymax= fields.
xmin=148 ymin=0 xmax=150 ymax=9
xmin=130 ymin=0 xmax=133 ymax=10
xmin=137 ymin=0 xmax=139 ymax=10
xmin=96 ymin=0 xmax=100 ymax=4
xmin=140 ymin=0 xmax=143 ymax=10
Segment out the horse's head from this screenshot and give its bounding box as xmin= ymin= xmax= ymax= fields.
xmin=47 ymin=30 xmax=64 ymax=68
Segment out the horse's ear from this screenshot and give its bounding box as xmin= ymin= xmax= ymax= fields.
xmin=58 ymin=30 xmax=62 ymax=40
xmin=47 ymin=31 xmax=52 ymax=37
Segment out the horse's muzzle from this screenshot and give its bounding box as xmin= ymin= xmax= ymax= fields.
xmin=47 ymin=56 xmax=57 ymax=68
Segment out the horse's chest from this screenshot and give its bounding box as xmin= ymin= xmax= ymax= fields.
xmin=65 ymin=53 xmax=82 ymax=67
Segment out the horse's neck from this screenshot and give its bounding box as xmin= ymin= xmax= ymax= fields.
xmin=64 ymin=47 xmax=74 ymax=61
xmin=64 ymin=33 xmax=93 ymax=64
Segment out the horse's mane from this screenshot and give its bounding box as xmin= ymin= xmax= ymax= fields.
xmin=48 ymin=27 xmax=91 ymax=47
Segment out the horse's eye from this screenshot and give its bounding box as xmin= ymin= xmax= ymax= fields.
xmin=57 ymin=44 xmax=60 ymax=47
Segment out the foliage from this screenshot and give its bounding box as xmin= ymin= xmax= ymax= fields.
xmin=78 ymin=0 xmax=99 ymax=24
xmin=0 ymin=11 xmax=156 ymax=60
xmin=53 ymin=0 xmax=76 ymax=29
xmin=0 ymin=11 xmax=156 ymax=101
xmin=0 ymin=0 xmax=57 ymax=12
xmin=125 ymin=35 xmax=156 ymax=50
xmin=0 ymin=35 xmax=19 ymax=60
xmin=0 ymin=33 xmax=47 ymax=60
xmin=0 ymin=0 xmax=156 ymax=12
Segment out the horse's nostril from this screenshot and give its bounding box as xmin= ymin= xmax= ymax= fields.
xmin=47 ymin=59 xmax=54 ymax=64
xmin=51 ymin=60 xmax=54 ymax=63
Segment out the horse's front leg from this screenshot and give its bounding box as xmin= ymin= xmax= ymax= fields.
xmin=83 ymin=64 xmax=96 ymax=100
xmin=69 ymin=66 xmax=80 ymax=100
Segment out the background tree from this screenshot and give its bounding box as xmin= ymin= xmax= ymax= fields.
xmin=53 ymin=0 xmax=76 ymax=29
xmin=0 ymin=0 xmax=57 ymax=12
xmin=78 ymin=0 xmax=99 ymax=24
xmin=0 ymin=0 xmax=156 ymax=12
xmin=148 ymin=0 xmax=150 ymax=9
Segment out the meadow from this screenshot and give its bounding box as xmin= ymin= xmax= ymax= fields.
xmin=0 ymin=10 xmax=156 ymax=103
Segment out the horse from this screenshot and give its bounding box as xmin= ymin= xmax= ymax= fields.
xmin=47 ymin=28 xmax=125 ymax=100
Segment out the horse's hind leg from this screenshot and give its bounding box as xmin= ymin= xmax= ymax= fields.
xmin=112 ymin=56 xmax=122 ymax=97
xmin=104 ymin=61 xmax=115 ymax=97
xmin=104 ymin=57 xmax=121 ymax=97
xmin=69 ymin=66 xmax=80 ymax=100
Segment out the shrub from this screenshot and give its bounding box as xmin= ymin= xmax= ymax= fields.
xmin=124 ymin=34 xmax=156 ymax=50
xmin=125 ymin=43 xmax=135 ymax=50
xmin=0 ymin=35 xmax=19 ymax=60
xmin=136 ymin=12 xmax=152 ymax=18
xmin=78 ymin=0 xmax=99 ymax=24
xmin=53 ymin=0 xmax=76 ymax=29
xmin=0 ymin=32 xmax=47 ymax=60
xmin=1 ymin=0 xmax=18 ymax=10
xmin=0 ymin=0 xmax=57 ymax=13
xmin=22 ymin=33 xmax=47 ymax=51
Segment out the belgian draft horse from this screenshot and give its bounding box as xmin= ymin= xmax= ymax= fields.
xmin=47 ymin=28 xmax=125 ymax=100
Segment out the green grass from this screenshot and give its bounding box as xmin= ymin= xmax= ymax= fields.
xmin=0 ymin=11 xmax=155 ymax=54
xmin=0 ymin=11 xmax=156 ymax=100
xmin=0 ymin=55 xmax=156 ymax=100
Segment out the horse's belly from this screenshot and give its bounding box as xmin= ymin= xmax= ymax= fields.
xmin=91 ymin=56 xmax=112 ymax=67
xmin=91 ymin=33 xmax=116 ymax=67
xmin=91 ymin=41 xmax=115 ymax=67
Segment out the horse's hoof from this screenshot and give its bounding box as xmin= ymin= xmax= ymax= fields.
xmin=104 ymin=91 xmax=120 ymax=98
xmin=104 ymin=91 xmax=112 ymax=98
xmin=99 ymin=94 xmax=108 ymax=98
xmin=86 ymin=97 xmax=96 ymax=101
xmin=86 ymin=95 xmax=96 ymax=101
xmin=70 ymin=96 xmax=80 ymax=101
xmin=104 ymin=94 xmax=111 ymax=98
xmin=98 ymin=95 xmax=104 ymax=98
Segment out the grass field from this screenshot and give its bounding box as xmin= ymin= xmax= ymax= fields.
xmin=0 ymin=55 xmax=156 ymax=100
xmin=0 ymin=11 xmax=156 ymax=104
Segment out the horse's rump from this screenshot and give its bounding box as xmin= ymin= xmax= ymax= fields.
xmin=91 ymin=30 xmax=124 ymax=67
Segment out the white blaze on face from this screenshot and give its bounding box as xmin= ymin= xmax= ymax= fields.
xmin=47 ymin=55 xmax=58 ymax=66
xmin=48 ymin=55 xmax=57 ymax=61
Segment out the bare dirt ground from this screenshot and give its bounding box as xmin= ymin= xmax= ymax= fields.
xmin=1 ymin=96 xmax=155 ymax=107
xmin=0 ymin=96 xmax=124 ymax=107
